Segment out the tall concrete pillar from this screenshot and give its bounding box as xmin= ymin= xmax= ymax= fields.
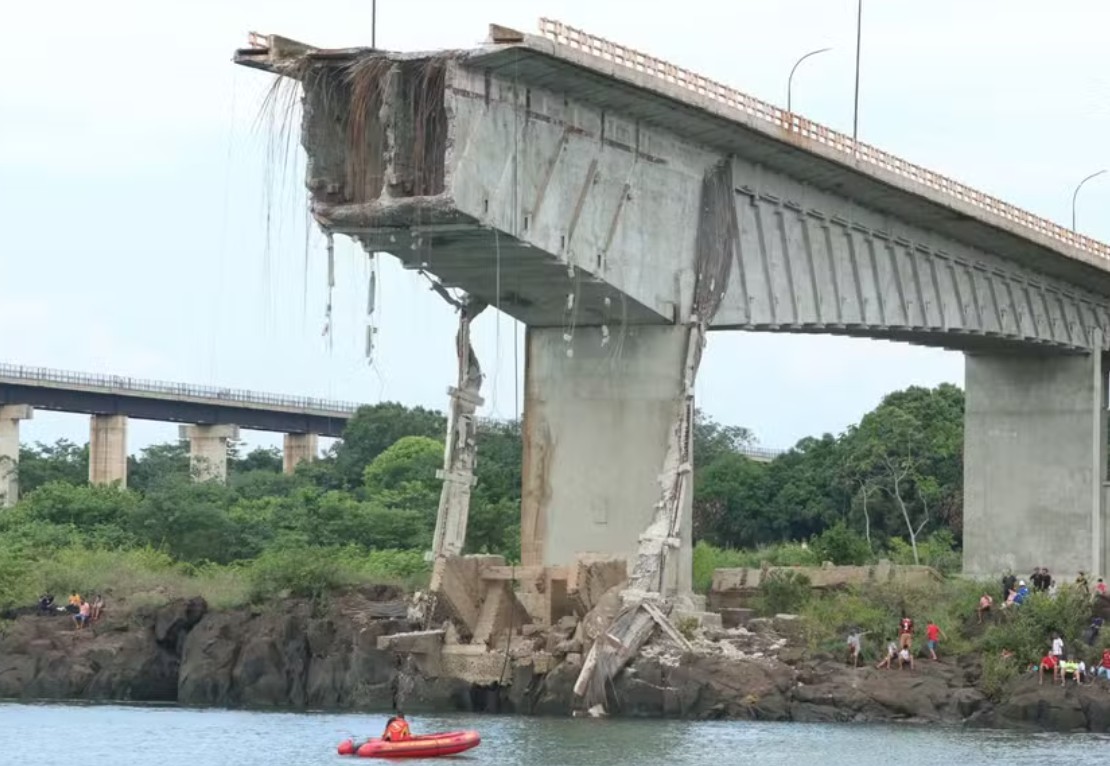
xmin=0 ymin=405 xmax=33 ymax=507
xmin=520 ymin=325 xmax=692 ymax=595
xmin=181 ymin=424 xmax=239 ymax=483
xmin=283 ymin=433 xmax=318 ymax=474
xmin=963 ymin=343 xmax=1109 ymax=581
xmin=89 ymin=414 xmax=128 ymax=487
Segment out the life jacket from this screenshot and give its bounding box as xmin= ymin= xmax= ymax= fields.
xmin=385 ymin=719 xmax=410 ymax=741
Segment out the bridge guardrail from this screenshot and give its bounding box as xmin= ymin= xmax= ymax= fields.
xmin=0 ymin=362 xmax=362 ymax=416
xmin=537 ymin=18 xmax=1110 ymax=263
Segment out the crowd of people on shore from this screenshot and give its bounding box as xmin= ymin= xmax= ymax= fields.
xmin=845 ymin=565 xmax=1110 ymax=684
xmin=35 ymin=592 xmax=106 ymax=630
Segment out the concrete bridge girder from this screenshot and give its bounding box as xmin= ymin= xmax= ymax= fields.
xmin=240 ymin=28 xmax=1110 ymax=583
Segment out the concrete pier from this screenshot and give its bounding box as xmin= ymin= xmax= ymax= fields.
xmin=520 ymin=326 xmax=692 ymax=595
xmin=963 ymin=343 xmax=1110 ymax=580
xmin=0 ymin=405 xmax=33 ymax=507
xmin=282 ymin=432 xmax=318 ymax=474
xmin=181 ymin=424 xmax=239 ymax=483
xmin=89 ymin=414 xmax=128 ymax=487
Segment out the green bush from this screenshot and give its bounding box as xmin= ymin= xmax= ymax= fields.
xmin=756 ymin=569 xmax=812 ymax=616
xmin=246 ymin=545 xmax=431 ymax=603
xmin=979 ymin=585 xmax=1093 ymax=665
xmin=980 ymin=651 xmax=1021 ymax=701
xmin=692 ymin=541 xmax=822 ymax=593
xmin=811 ymin=522 xmax=873 ymax=565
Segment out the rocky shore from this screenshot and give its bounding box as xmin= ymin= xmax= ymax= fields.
xmin=2 ymin=589 xmax=1109 ymax=732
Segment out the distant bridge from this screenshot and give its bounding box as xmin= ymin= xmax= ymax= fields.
xmin=0 ymin=362 xmax=358 ymax=437
xmin=0 ymin=361 xmax=785 ymax=507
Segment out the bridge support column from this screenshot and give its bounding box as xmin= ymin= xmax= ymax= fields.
xmin=521 ymin=325 xmax=692 ymax=597
xmin=89 ymin=414 xmax=128 ymax=487
xmin=181 ymin=424 xmax=239 ymax=483
xmin=0 ymin=405 xmax=33 ymax=507
xmin=963 ymin=343 xmax=1109 ymax=581
xmin=283 ymin=433 xmax=318 ymax=474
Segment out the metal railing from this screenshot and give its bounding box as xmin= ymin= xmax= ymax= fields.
xmin=537 ymin=18 xmax=1110 ymax=263
xmin=739 ymin=445 xmax=786 ymax=461
xmin=0 ymin=363 xmax=362 ymax=416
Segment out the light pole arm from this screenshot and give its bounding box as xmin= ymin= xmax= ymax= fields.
xmin=787 ymin=47 xmax=832 ymax=114
xmin=1072 ymin=170 xmax=1106 ymax=232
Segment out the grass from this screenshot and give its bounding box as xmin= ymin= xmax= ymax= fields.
xmin=0 ymin=544 xmax=431 ymax=615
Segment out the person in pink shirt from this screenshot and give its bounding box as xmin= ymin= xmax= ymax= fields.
xmin=74 ymin=599 xmax=91 ymax=631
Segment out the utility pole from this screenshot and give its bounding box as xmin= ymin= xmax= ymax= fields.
xmin=853 ymin=0 xmax=862 ymax=142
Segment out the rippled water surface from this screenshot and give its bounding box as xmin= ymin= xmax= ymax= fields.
xmin=3 ymin=703 xmax=1109 ymax=765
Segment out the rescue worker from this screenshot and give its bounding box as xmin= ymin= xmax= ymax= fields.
xmin=382 ymin=713 xmax=412 ymax=742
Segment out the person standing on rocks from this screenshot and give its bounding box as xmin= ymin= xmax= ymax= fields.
xmin=846 ymin=629 xmax=868 ymax=667
xmin=925 ymin=620 xmax=946 ymax=661
xmin=898 ymin=614 xmax=914 ymax=654
xmin=1051 ymin=632 xmax=1064 ymax=661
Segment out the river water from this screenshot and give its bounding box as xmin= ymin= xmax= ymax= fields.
xmin=2 ymin=702 xmax=1107 ymax=765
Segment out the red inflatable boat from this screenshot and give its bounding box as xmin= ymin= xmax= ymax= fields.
xmin=338 ymin=730 xmax=480 ymax=758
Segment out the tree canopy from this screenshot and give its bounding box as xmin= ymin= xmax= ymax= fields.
xmin=1 ymin=384 xmax=968 ymax=584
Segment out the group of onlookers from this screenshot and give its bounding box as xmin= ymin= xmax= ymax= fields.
xmin=845 ymin=615 xmax=947 ymax=670
xmin=36 ymin=592 xmax=106 ymax=629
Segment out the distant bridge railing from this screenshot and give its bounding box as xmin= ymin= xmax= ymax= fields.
xmin=538 ymin=18 xmax=1110 ymax=263
xmin=0 ymin=363 xmax=362 ymax=416
xmin=738 ymin=445 xmax=786 ymax=462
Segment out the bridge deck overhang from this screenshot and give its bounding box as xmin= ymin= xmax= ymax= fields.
xmin=235 ymin=24 xmax=1110 ymax=352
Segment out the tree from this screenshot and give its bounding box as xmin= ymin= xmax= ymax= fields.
xmin=363 ymin=435 xmax=444 ymax=516
xmin=848 ymin=399 xmax=936 ymax=561
xmin=17 ymin=440 xmax=89 ymax=492
xmin=694 ymin=409 xmax=755 ymax=467
xmin=334 ymin=403 xmax=446 ymax=489
xmin=128 ymin=441 xmax=190 ymax=492
xmin=230 ymin=446 xmax=283 ymax=474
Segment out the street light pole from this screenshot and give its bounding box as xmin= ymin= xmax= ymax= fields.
xmin=852 ymin=0 xmax=862 ymax=142
xmin=372 ymin=0 xmax=377 ymax=48
xmin=787 ymin=47 xmax=832 ymax=114
xmin=1072 ymin=170 xmax=1106 ymax=232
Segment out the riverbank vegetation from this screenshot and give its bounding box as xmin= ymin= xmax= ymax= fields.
xmin=0 ymin=384 xmax=966 ymax=614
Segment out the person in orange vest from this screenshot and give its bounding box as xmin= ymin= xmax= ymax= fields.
xmin=382 ymin=713 xmax=412 ymax=742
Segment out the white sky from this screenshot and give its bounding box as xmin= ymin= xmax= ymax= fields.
xmin=2 ymin=0 xmax=1109 ymax=455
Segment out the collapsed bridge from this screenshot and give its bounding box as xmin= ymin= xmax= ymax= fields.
xmin=233 ymin=18 xmax=1110 ymax=702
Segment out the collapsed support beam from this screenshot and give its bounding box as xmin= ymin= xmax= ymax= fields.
xmin=89 ymin=414 xmax=128 ymax=487
xmin=963 ymin=334 xmax=1109 ymax=580
xmin=430 ymin=292 xmax=487 ymax=559
xmin=180 ymin=424 xmax=239 ymax=483
xmin=283 ymin=432 xmax=318 ymax=474
xmin=0 ymin=405 xmax=32 ymax=507
xmin=521 ymin=325 xmax=692 ymax=595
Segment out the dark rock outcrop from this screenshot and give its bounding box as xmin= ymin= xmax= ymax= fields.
xmin=3 ymin=593 xmax=1110 ymax=733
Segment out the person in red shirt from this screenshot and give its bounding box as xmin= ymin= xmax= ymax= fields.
xmin=898 ymin=615 xmax=914 ymax=652
xmin=925 ymin=620 xmax=946 ymax=661
xmin=1039 ymin=653 xmax=1058 ymax=686
xmin=1099 ymin=649 xmax=1110 ymax=680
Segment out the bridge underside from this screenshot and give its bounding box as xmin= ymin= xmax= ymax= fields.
xmin=237 ymin=23 xmax=1110 ymax=586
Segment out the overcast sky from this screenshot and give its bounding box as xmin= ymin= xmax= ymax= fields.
xmin=3 ymin=0 xmax=1109 ymax=457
